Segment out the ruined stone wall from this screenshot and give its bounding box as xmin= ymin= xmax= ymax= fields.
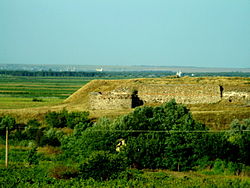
xmin=218 ymin=84 xmax=250 ymax=103
xmin=138 ymin=84 xmax=221 ymax=104
xmin=223 ymin=91 xmax=249 ymax=103
xmin=89 ymin=92 xmax=132 ymax=110
xmin=89 ymin=84 xmax=223 ymax=109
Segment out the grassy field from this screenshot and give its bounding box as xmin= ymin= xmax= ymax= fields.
xmin=0 ymin=76 xmax=91 ymax=109
xmin=0 ymin=75 xmax=249 ymax=128
xmin=0 ymin=145 xmax=249 ymax=188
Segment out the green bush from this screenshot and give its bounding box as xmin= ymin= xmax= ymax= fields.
xmin=38 ymin=128 xmax=62 ymax=147
xmin=212 ymin=159 xmax=243 ymax=175
xmin=79 ymin=151 xmax=127 ymax=181
xmin=0 ymin=115 xmax=16 ymax=136
xmin=61 ymin=100 xmax=208 ymax=171
xmin=45 ymin=109 xmax=91 ymax=129
xmin=26 ymin=147 xmax=39 ymax=165
xmin=60 ymin=117 xmax=117 ymax=162
xmin=225 ymin=119 xmax=250 ymax=165
xmin=32 ymin=98 xmax=43 ymax=102
xmin=45 ymin=110 xmax=67 ymax=128
xmin=60 ymin=101 xmax=250 ymax=173
xmin=114 ymin=100 xmax=207 ymax=170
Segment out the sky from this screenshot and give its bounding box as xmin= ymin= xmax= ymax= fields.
xmin=0 ymin=0 xmax=249 ymax=68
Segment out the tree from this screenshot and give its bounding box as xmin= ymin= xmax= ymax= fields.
xmin=61 ymin=100 xmax=208 ymax=171
xmin=225 ymin=119 xmax=250 ymax=165
xmin=45 ymin=109 xmax=91 ymax=129
xmin=24 ymin=119 xmax=41 ymax=140
xmin=0 ymin=115 xmax=16 ymax=168
xmin=79 ymin=151 xmax=127 ymax=180
xmin=114 ymin=100 xmax=207 ymax=170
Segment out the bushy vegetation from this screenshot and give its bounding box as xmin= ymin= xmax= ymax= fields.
xmin=1 ymin=166 xmax=249 ymax=188
xmin=79 ymin=151 xmax=127 ymax=180
xmin=61 ymin=100 xmax=250 ymax=178
xmin=45 ymin=109 xmax=91 ymax=129
xmin=0 ymin=110 xmax=92 ymax=147
xmin=0 ymin=100 xmax=249 ymax=186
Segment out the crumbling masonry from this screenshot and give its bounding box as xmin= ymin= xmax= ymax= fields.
xmin=89 ymin=84 xmax=249 ymax=110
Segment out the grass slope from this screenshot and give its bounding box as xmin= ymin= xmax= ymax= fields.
xmin=0 ymin=76 xmax=249 ymax=128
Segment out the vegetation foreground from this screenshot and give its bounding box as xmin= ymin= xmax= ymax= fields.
xmin=0 ymin=100 xmax=250 ymax=187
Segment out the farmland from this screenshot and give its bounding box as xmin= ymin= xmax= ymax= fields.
xmin=0 ymin=76 xmax=90 ymax=109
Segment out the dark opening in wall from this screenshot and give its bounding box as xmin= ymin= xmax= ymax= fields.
xmin=219 ymin=85 xmax=224 ymax=98
xmin=131 ymin=90 xmax=144 ymax=108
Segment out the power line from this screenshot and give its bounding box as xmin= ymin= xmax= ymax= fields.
xmin=3 ymin=128 xmax=250 ymax=133
xmin=84 ymin=129 xmax=250 ymax=133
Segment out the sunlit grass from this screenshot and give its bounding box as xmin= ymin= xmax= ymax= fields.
xmin=0 ymin=97 xmax=63 ymax=109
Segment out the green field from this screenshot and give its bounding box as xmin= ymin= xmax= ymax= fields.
xmin=0 ymin=145 xmax=249 ymax=187
xmin=0 ymin=76 xmax=91 ymax=109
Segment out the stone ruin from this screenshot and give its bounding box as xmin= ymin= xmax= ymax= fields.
xmin=89 ymin=83 xmax=250 ymax=110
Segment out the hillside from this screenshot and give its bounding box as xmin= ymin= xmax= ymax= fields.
xmin=62 ymin=77 xmax=250 ymax=128
xmin=0 ymin=76 xmax=249 ymax=128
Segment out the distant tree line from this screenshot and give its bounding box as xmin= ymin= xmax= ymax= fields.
xmin=191 ymin=72 xmax=250 ymax=77
xmin=0 ymin=70 xmax=173 ymax=78
xmin=0 ymin=70 xmax=249 ymax=78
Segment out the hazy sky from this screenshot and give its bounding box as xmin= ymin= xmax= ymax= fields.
xmin=0 ymin=0 xmax=249 ymax=68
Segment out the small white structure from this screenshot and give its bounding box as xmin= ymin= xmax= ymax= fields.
xmin=116 ymin=139 xmax=126 ymax=152
xmin=176 ymin=71 xmax=182 ymax=78
xmin=96 ymin=68 xmax=103 ymax=72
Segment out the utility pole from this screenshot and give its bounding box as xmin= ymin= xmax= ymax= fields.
xmin=0 ymin=115 xmax=15 ymax=168
xmin=5 ymin=127 xmax=8 ymax=168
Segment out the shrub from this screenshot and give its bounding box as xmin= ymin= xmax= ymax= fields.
xmin=45 ymin=110 xmax=67 ymax=128
xmin=45 ymin=109 xmax=91 ymax=129
xmin=24 ymin=119 xmax=41 ymax=140
xmin=79 ymin=151 xmax=127 ymax=181
xmin=61 ymin=101 xmax=249 ymax=172
xmin=49 ymin=165 xmax=79 ymax=179
xmin=61 ymin=100 xmax=208 ymax=171
xmin=212 ymin=159 xmax=243 ymax=175
xmin=60 ymin=117 xmax=116 ymax=162
xmin=114 ymin=100 xmax=207 ymax=170
xmin=73 ymin=122 xmax=92 ymax=136
xmin=38 ymin=128 xmax=62 ymax=147
xmin=32 ymin=98 xmax=43 ymax=102
xmin=225 ymin=119 xmax=250 ymax=165
xmin=26 ymin=147 xmax=39 ymax=165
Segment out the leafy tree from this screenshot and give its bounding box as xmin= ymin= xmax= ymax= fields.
xmin=113 ymin=100 xmax=207 ymax=170
xmin=225 ymin=119 xmax=250 ymax=165
xmin=79 ymin=151 xmax=127 ymax=180
xmin=45 ymin=109 xmax=91 ymax=129
xmin=61 ymin=100 xmax=208 ymax=171
xmin=45 ymin=110 xmax=67 ymax=128
xmin=27 ymin=119 xmax=41 ymax=128
xmin=38 ymin=128 xmax=62 ymax=147
xmin=66 ymin=111 xmax=90 ymax=129
xmin=24 ymin=119 xmax=41 ymax=140
xmin=61 ymin=117 xmax=116 ymax=162
xmin=0 ymin=115 xmax=16 ymax=132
